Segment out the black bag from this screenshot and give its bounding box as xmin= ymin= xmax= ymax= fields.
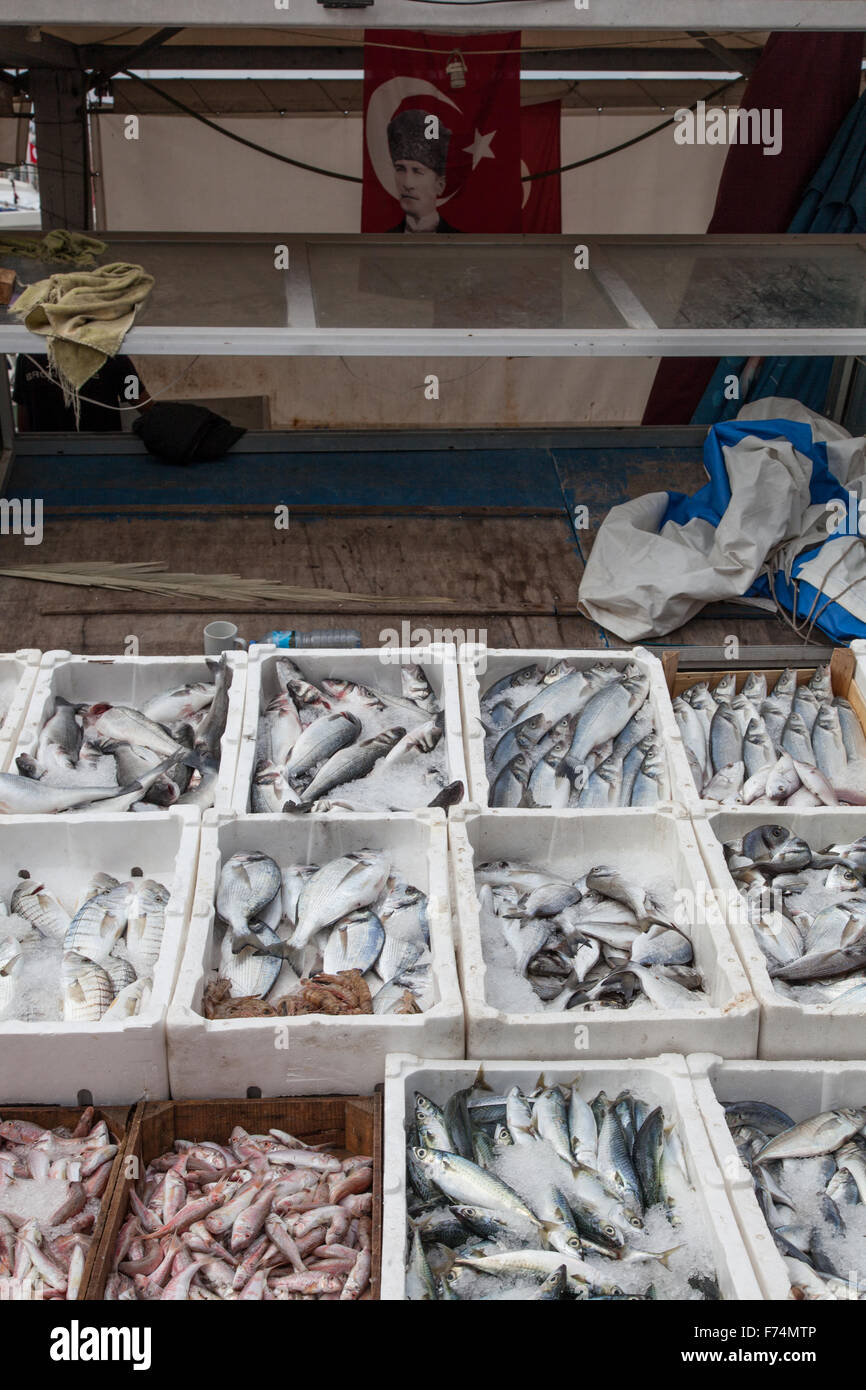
xmin=133 ymin=402 xmax=245 ymax=465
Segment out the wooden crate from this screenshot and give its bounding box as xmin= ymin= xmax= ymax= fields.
xmin=663 ymin=647 xmax=866 ymax=728
xmin=0 ymin=1102 xmax=134 ymax=1301
xmin=87 ymin=1094 xmax=383 ymax=1301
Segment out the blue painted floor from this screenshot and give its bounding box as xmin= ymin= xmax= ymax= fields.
xmin=8 ymin=438 xmax=706 ymax=518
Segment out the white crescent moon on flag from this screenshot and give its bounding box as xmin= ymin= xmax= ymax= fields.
xmin=366 ymin=76 xmax=461 ymax=201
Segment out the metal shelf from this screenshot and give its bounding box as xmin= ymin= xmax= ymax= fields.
xmin=3 ymin=232 xmax=866 ymax=358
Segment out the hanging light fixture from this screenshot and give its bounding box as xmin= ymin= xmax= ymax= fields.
xmin=446 ymin=51 xmax=468 ymax=90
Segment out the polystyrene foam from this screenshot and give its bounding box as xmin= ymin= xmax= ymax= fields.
xmin=450 ymin=806 xmax=758 ymax=1059
xmin=687 ymin=1054 xmax=866 ymax=1301
xmin=11 ymin=650 xmax=246 ymax=812
xmin=232 ymin=644 xmax=467 ymax=815
xmin=166 ymin=809 xmax=464 ymax=1097
xmin=0 ymin=650 xmax=41 ymax=773
xmin=694 ymin=808 xmax=866 ymax=1060
xmin=457 ymin=645 xmax=695 ymax=816
xmin=381 ymin=1053 xmax=764 ymax=1301
xmin=0 ymin=806 xmax=200 ymax=1104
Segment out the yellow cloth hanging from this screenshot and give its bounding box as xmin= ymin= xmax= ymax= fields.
xmin=11 ymin=261 xmax=154 ymax=400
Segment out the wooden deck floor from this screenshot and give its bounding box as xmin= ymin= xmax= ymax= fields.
xmin=0 ymin=511 xmax=796 ymax=657
xmin=0 ymin=428 xmax=805 ymax=657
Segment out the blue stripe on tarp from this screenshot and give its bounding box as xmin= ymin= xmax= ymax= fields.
xmin=661 ymin=419 xmax=849 ymax=531
xmin=7 ymin=446 xmax=567 ymax=511
xmin=751 ymin=563 xmax=866 ymax=644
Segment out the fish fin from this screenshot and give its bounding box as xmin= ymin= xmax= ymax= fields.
xmin=653 ymin=1245 xmax=683 ymax=1269
xmin=472 ymin=1063 xmax=491 ymax=1093
xmin=230 ymin=931 xmax=267 ymax=956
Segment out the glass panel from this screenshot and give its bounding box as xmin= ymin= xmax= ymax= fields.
xmin=0 ymin=240 xmax=288 ymax=328
xmin=307 ymin=242 xmax=624 ymax=329
xmin=605 ymin=242 xmax=866 ymax=330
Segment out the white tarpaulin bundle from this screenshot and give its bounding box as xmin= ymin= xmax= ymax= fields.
xmin=579 ymin=398 xmax=866 ymax=645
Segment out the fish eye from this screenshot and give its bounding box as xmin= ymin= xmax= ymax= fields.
xmin=603 ymin=1224 xmax=617 ymax=1238
xmin=567 ymin=1237 xmax=581 ymax=1250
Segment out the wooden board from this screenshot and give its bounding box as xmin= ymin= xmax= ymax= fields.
xmin=665 ymin=646 xmax=866 ymax=741
xmin=0 ymin=1102 xmax=135 ymax=1302
xmin=86 ymin=1094 xmax=383 ymax=1302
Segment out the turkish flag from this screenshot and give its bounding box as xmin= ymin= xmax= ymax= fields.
xmin=521 ymin=100 xmax=561 ymax=232
xmin=362 ymin=29 xmax=522 ymax=233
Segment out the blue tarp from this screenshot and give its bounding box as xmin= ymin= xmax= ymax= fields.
xmin=660 ymin=418 xmax=866 ymax=643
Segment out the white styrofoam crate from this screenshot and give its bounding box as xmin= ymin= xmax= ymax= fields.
xmin=0 ymin=806 xmax=200 ymax=1105
xmin=10 ymin=650 xmax=246 ymax=811
xmin=0 ymin=649 xmax=41 ymax=773
xmin=457 ymin=645 xmax=695 ymax=815
xmin=166 ymin=809 xmax=464 ymax=1098
xmin=694 ymin=808 xmax=866 ymax=1060
xmin=450 ymin=806 xmax=758 ymax=1060
xmin=381 ymin=1053 xmax=764 ymax=1301
xmin=232 ymin=644 xmax=466 ymax=815
xmin=688 ymin=1054 xmax=866 ymax=1301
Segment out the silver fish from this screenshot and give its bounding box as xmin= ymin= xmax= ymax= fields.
xmin=216 ymin=852 xmax=281 ymax=950
xmin=64 ymin=882 xmax=132 ymax=964
xmin=104 ymin=953 xmax=137 ymax=996
xmin=812 ymin=704 xmax=848 ymax=782
xmin=710 ymin=705 xmax=742 ymax=774
xmin=743 ymin=720 xmax=776 ymax=780
xmin=125 ymin=880 xmax=169 ymax=978
xmin=143 ymin=682 xmax=213 ymax=726
xmin=481 ymin=665 xmax=543 ymax=711
xmin=62 ymin=952 xmax=114 ymax=1021
xmin=82 ymin=704 xmax=184 ymax=759
xmin=300 ymin=728 xmax=405 ymax=802
xmin=9 ymin=880 xmax=70 ymax=940
xmin=401 ymin=664 xmax=438 ymax=714
xmin=0 ymin=774 xmax=141 ymax=815
xmin=742 ymin=672 xmax=767 ymax=703
xmin=491 ymin=752 xmax=533 ymax=808
xmin=567 ymin=675 xmax=649 ymax=771
xmin=194 ymin=657 xmax=230 ymax=761
xmin=835 ymin=699 xmax=866 ymax=762
xmin=220 ymin=923 xmax=281 ymax=998
xmin=293 ymin=851 xmax=389 ymax=951
xmin=37 ymin=696 xmax=82 ymax=770
xmin=285 ymin=711 xmax=360 ymax=780
xmin=322 ymin=908 xmax=385 ymax=975
xmin=756 ymin=1109 xmax=866 ymax=1163
xmin=102 ymin=977 xmax=150 ymax=1021
xmin=383 ymin=714 xmax=444 ymax=764
xmin=265 ymin=693 xmax=304 ymax=766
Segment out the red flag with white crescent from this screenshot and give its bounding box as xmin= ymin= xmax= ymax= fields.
xmin=521 ymin=100 xmax=561 ymax=233
xmin=362 ymin=29 xmax=522 ymax=233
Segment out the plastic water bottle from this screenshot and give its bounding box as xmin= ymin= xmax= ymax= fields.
xmin=261 ymin=629 xmax=362 ymax=649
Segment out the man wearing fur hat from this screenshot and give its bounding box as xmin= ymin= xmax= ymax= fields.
xmin=387 ymin=108 xmax=461 ymax=233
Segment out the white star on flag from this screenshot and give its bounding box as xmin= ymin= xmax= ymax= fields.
xmin=463 ymin=128 xmax=497 ymax=169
